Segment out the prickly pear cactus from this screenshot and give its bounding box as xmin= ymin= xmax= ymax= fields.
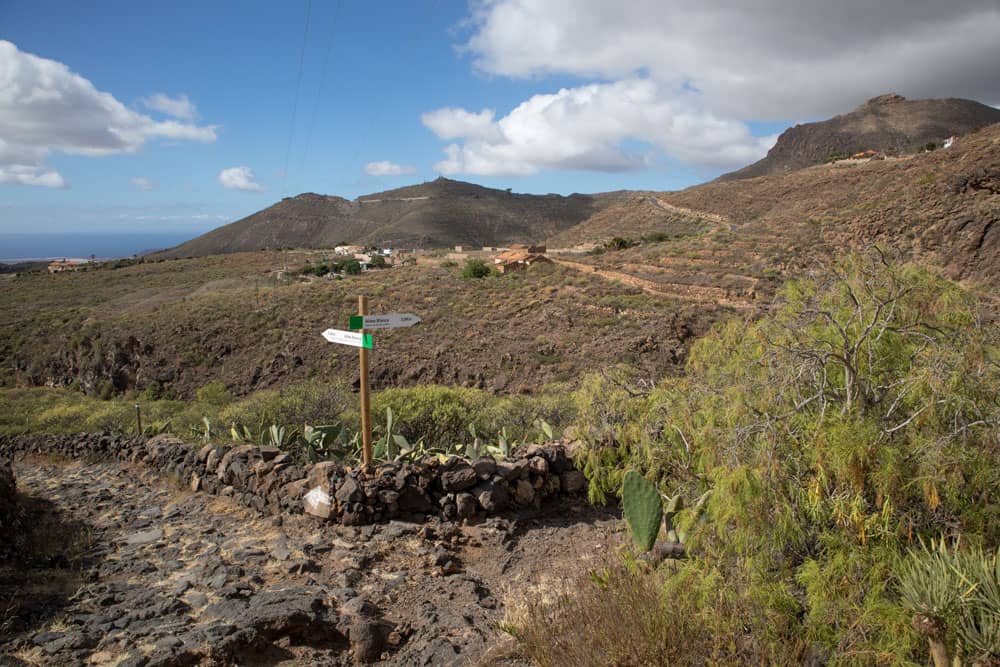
xmin=622 ymin=470 xmax=662 ymax=552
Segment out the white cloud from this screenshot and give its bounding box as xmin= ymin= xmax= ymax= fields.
xmin=424 ymin=79 xmax=776 ymax=176
xmin=0 ymin=40 xmax=218 ymax=188
xmin=140 ymin=93 xmax=197 ymax=120
xmin=218 ymin=166 xmax=262 ymax=192
xmin=428 ymin=0 xmax=1000 ymax=177
xmin=130 ymin=176 xmax=154 ymax=191
xmin=364 ymin=160 xmax=418 ymax=176
xmin=0 ymin=164 xmax=65 ymax=188
xmin=463 ymin=0 xmax=1000 ymax=120
xmin=421 ymin=108 xmax=501 ymax=141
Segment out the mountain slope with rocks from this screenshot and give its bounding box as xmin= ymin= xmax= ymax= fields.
xmin=549 ymin=120 xmax=1000 ymax=311
xmin=719 ymin=94 xmax=1000 ymax=181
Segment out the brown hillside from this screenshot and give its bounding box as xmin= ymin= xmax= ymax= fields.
xmin=0 ymin=253 xmax=712 ymax=399
xmin=549 ymin=122 xmax=1000 ymax=310
xmin=156 ymin=178 xmax=605 ymax=258
xmin=720 ymin=94 xmax=1000 ymax=181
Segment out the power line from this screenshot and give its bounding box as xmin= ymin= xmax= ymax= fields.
xmin=281 ymin=0 xmax=313 ymax=196
xmin=299 ymin=0 xmax=343 ymax=180
xmin=349 ymin=0 xmax=440 ymax=173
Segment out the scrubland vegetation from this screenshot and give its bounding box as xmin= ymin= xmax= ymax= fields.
xmin=3 ymin=251 xmax=997 ymax=664
xmin=513 ymin=252 xmax=1000 ymax=665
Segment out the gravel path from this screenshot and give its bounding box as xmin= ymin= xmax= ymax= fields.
xmin=1 ymin=459 xmax=620 ymax=666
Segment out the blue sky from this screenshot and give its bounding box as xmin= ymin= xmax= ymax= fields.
xmin=1 ymin=0 xmax=997 ymax=239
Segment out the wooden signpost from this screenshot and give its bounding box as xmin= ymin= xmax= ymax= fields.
xmin=357 ymin=296 xmax=373 ymax=467
xmin=321 ymin=296 xmax=420 ymax=467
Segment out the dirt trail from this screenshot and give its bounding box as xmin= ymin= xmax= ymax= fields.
xmin=550 ymin=257 xmax=752 ymax=309
xmin=649 ymin=197 xmax=731 ymax=226
xmin=1 ymin=459 xmax=621 ymax=666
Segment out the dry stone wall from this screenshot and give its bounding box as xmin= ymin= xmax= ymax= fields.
xmin=0 ymin=433 xmax=587 ymax=526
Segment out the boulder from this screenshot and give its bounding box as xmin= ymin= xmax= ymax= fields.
xmin=440 ymin=466 xmax=477 ymax=492
xmin=475 ymin=482 xmax=509 ymax=513
xmin=560 ymin=470 xmax=586 ymax=494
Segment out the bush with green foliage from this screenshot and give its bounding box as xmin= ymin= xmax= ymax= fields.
xmin=461 ymin=258 xmax=492 ymax=279
xmin=605 ymin=236 xmax=634 ymax=251
xmin=371 ymin=385 xmax=489 ymax=449
xmin=195 ymin=380 xmax=233 ymax=406
xmin=565 ymin=251 xmax=1000 ymax=664
xmin=219 ymin=380 xmax=353 ymax=435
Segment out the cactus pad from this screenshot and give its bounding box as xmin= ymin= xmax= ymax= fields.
xmin=622 ymin=470 xmax=662 ymax=552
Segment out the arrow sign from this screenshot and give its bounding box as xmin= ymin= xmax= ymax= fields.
xmin=321 ymin=328 xmax=373 ymax=349
xmin=349 ymin=313 xmax=421 ymax=330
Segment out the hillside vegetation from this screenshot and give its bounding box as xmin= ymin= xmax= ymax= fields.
xmin=512 ymin=252 xmax=1000 ymax=665
xmin=0 ymin=251 xmax=709 ymax=400
xmin=553 ymin=122 xmax=1000 ymax=313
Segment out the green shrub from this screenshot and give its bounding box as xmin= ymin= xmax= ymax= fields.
xmin=558 ymin=252 xmax=1000 ymax=663
xmin=139 ymin=380 xmax=163 ymax=401
xmin=461 ymin=259 xmax=491 ymax=279
xmin=97 ymin=380 xmax=114 ymax=400
xmin=483 ymin=386 xmax=577 ymax=443
xmin=219 ymin=380 xmax=352 ymax=433
xmin=605 ymin=237 xmax=633 ymax=251
xmin=371 ymin=385 xmax=489 ymax=449
xmin=196 ymin=380 xmax=233 ymax=407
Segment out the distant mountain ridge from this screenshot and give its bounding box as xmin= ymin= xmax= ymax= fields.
xmin=718 ymin=94 xmax=1000 ymax=181
xmin=156 ymin=94 xmax=1000 ymax=260
xmin=155 ymin=179 xmax=611 ymax=258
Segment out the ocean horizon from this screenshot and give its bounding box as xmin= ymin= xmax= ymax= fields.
xmin=0 ymin=232 xmax=196 ymax=263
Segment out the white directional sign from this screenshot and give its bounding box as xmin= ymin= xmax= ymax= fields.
xmin=349 ymin=313 xmax=421 ymax=330
xmin=321 ymin=328 xmax=373 ymax=349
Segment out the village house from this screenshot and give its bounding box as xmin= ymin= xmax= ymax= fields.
xmin=508 ymin=243 xmax=547 ymax=254
xmin=493 ymin=249 xmax=551 ymax=274
xmin=47 ymin=259 xmax=87 ymax=273
xmin=334 ymin=245 xmax=365 ymax=256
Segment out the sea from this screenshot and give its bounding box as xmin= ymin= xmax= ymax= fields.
xmin=0 ymin=232 xmax=193 ymax=263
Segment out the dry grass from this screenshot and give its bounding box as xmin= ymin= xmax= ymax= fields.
xmin=501 ymin=564 xmax=686 ymax=667
xmin=496 ymin=557 xmax=805 ymax=666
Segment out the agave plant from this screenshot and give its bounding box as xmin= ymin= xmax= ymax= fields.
xmin=896 ymin=539 xmax=1000 ymax=667
xmin=534 ymin=418 xmax=554 ymax=443
xmin=189 ymin=416 xmax=213 ymax=443
xmin=954 ymin=545 xmax=1000 ymax=664
xmin=300 ymin=423 xmax=343 ymax=462
xmin=372 ymin=407 xmax=420 ymax=461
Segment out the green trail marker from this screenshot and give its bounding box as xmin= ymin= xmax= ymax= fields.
xmin=349 ymin=313 xmax=421 ymax=330
xmin=321 ymin=328 xmax=373 ymax=349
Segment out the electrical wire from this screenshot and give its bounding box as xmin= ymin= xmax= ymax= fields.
xmin=281 ymin=0 xmax=313 ymax=196
xmin=299 ymin=0 xmax=343 ymax=180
